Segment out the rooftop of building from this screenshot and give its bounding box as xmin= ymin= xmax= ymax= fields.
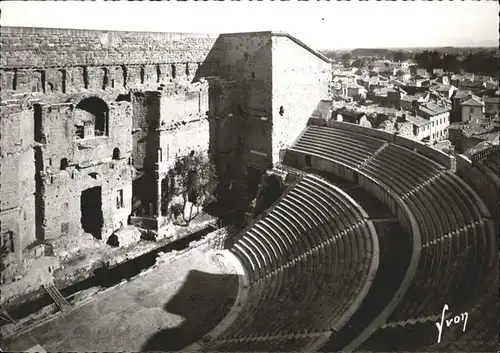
xmin=484 ymin=96 xmax=500 ymax=104
xmin=404 ymin=114 xmax=430 ymax=127
xmin=474 ymin=131 xmax=500 ymax=142
xmin=452 ymin=89 xmax=480 ymax=100
xmin=464 ymin=140 xmax=499 ymax=158
xmin=448 ymin=118 xmax=498 ymax=136
xmin=419 ymin=102 xmax=451 ymax=116
xmin=461 ymin=97 xmax=484 ymax=107
xmin=432 ymin=83 xmax=456 ymax=92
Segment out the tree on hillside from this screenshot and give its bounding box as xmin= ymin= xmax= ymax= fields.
xmin=392 ymin=50 xmax=409 ymax=62
xmin=441 ymin=53 xmax=459 ymax=73
xmin=341 ymin=53 xmax=352 ymax=68
xmin=341 ymin=53 xmax=352 ymax=62
xmin=351 ymin=58 xmax=366 ymax=69
xmin=414 ymin=50 xmax=442 ymax=71
xmin=462 ymin=52 xmax=498 ymax=75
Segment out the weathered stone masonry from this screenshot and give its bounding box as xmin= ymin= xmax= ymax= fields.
xmin=0 ymin=26 xmax=331 ymax=288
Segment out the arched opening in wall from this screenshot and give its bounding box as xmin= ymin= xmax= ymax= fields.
xmin=113 ymin=148 xmax=121 ymax=160
xmin=171 ymin=64 xmax=177 ymax=79
xmin=74 ymin=96 xmax=110 ymax=138
xmin=185 ymin=63 xmax=190 ymax=77
xmin=83 ymin=67 xmax=89 ymax=89
xmin=48 ymin=83 xmax=54 ymax=92
xmin=140 ymin=66 xmax=145 ymax=84
xmin=60 ymin=158 xmax=69 ymax=170
xmin=102 ymin=68 xmax=109 ymax=90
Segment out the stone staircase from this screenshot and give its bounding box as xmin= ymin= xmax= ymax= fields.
xmin=43 ymin=283 xmax=71 ymax=313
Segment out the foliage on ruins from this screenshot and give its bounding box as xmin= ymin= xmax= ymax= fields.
xmin=0 ymin=244 xmax=9 ymax=284
xmin=169 ymin=151 xmax=218 ymax=224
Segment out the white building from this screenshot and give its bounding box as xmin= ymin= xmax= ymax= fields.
xmin=418 ymin=102 xmax=452 ymax=142
xmin=405 ymin=114 xmax=432 ymax=141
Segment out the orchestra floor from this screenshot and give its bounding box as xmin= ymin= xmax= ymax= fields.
xmin=3 ymin=249 xmax=239 ymax=352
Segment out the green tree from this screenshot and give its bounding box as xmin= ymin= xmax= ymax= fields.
xmin=393 ymin=50 xmax=408 ymax=62
xmin=0 ymin=244 xmax=9 ymax=285
xmin=351 ymin=58 xmax=366 ymax=69
xmin=442 ymin=53 xmax=459 ymax=73
xmin=341 ymin=53 xmax=352 ymax=68
xmin=172 ymin=151 xmax=218 ymax=225
xmin=341 ymin=53 xmax=352 ymax=62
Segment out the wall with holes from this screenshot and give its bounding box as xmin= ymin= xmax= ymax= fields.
xmin=0 ymin=103 xmax=37 ymax=262
xmin=271 ymin=35 xmax=332 ymax=164
xmin=35 ymin=99 xmax=132 ymax=171
xmin=40 ymin=158 xmax=132 ymax=242
xmin=209 ymin=32 xmax=273 ymax=115
xmin=0 ymin=27 xmax=220 ymax=98
xmin=158 ymin=85 xmax=210 ymax=163
xmin=131 ymin=84 xmax=211 ymax=171
xmin=0 ymin=62 xmax=208 ymax=97
xmin=31 ymin=99 xmax=133 ymax=242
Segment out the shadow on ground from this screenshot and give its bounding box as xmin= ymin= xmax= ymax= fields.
xmin=141 ymin=269 xmax=239 ymax=352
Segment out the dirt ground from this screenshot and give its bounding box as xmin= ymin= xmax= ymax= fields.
xmin=2 ymin=249 xmax=239 ymax=352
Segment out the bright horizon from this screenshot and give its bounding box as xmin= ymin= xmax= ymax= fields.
xmin=1 ymin=0 xmax=498 ymax=50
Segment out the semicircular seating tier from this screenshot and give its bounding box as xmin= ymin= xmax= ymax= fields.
xmin=199 ymin=174 xmax=380 ymax=352
xmin=281 ymin=121 xmax=497 ymax=351
xmin=457 ymin=149 xmax=500 ymax=216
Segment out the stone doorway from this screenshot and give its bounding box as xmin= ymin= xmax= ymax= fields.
xmin=81 ymin=186 xmax=104 ymax=239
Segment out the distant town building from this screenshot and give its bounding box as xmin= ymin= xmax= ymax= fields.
xmin=418 ymin=102 xmax=451 ymax=142
xmin=403 ymin=113 xmax=432 ymax=140
xmin=448 ymin=118 xmax=499 ymax=153
xmin=431 ymin=83 xmax=458 ymax=99
xmin=432 ymin=68 xmax=444 ymax=76
xmin=461 ymin=97 xmax=485 ymax=122
xmin=451 ymin=90 xmax=481 ymax=123
xmin=416 ymin=68 xmax=430 ymax=78
xmin=484 ymin=96 xmax=500 ymax=117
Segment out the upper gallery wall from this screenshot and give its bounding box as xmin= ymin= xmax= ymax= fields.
xmin=0 ymin=26 xmax=219 ymax=67
xmin=0 ymin=26 xmax=221 ymax=95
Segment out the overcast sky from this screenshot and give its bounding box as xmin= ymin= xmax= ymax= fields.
xmin=1 ymin=0 xmax=498 ymax=49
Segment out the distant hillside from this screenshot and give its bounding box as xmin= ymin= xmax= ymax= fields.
xmin=351 ymin=48 xmax=391 ymax=57
xmin=320 ymin=47 xmax=498 ymax=60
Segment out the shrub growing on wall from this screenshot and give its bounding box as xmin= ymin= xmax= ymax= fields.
xmin=0 ymin=244 xmax=9 ymax=286
xmin=169 ymin=150 xmax=218 ymax=225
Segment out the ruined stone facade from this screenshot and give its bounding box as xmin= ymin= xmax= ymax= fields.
xmin=0 ymin=27 xmax=331 ymax=285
